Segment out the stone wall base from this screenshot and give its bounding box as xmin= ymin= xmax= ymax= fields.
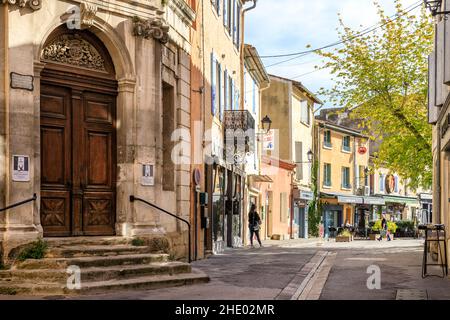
xmin=0 ymin=224 xmax=42 ymax=263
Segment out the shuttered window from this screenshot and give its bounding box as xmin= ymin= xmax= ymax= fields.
xmin=295 ymin=141 xmax=303 ymax=180
xmin=380 ymin=174 xmax=385 ymax=192
xmin=323 ymin=130 xmax=331 ymax=148
xmin=280 ymin=192 xmax=288 ymax=223
xmin=323 ymin=163 xmax=331 ymax=187
xmin=211 ymin=52 xmax=216 ymax=115
xmin=341 ymin=167 xmax=351 ymax=189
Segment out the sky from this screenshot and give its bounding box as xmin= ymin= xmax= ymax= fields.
xmin=244 ymin=0 xmax=420 ymax=108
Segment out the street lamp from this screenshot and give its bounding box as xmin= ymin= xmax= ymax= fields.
xmin=424 ymin=0 xmax=450 ymax=17
xmin=261 ymin=115 xmax=272 ymax=133
xmin=307 ymin=149 xmax=313 ymax=162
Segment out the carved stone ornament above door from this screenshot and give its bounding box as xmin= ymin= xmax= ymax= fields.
xmin=132 ymin=16 xmax=170 ymax=44
xmin=1 ymin=0 xmax=42 ymax=11
xmin=41 ymin=34 xmax=106 ymax=71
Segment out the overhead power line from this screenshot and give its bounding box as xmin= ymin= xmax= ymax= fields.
xmin=262 ymin=0 xmax=423 ymax=69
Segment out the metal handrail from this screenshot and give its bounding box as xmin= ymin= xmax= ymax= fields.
xmin=0 ymin=193 xmax=37 ymax=212
xmin=129 ymin=195 xmax=191 ymax=263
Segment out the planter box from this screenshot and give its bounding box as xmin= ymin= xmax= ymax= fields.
xmin=369 ymin=234 xmax=379 ymax=240
xmin=370 ymin=233 xmax=394 ymax=240
xmin=336 ymin=235 xmax=353 ymax=242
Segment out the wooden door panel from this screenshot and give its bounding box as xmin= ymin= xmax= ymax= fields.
xmin=85 ymin=131 xmax=112 ymax=188
xmin=41 ymin=126 xmax=66 ymax=187
xmin=82 ymin=192 xmax=115 ymax=235
xmin=40 ymin=94 xmax=67 ymax=119
xmin=40 ymin=184 xmax=71 ymax=235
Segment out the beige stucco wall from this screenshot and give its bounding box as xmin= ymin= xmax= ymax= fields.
xmin=291 ymin=86 xmax=314 ymax=189
xmin=261 ymin=77 xmax=291 ymax=161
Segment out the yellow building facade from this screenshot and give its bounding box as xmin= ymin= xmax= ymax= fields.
xmin=315 ymin=119 xmax=370 ymax=237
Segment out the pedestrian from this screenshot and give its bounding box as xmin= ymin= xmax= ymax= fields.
xmin=377 ymin=217 xmax=389 ymax=241
xmin=248 ymin=204 xmax=262 ymax=248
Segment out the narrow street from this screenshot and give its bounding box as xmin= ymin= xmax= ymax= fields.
xmin=4 ymin=239 xmax=446 ymax=300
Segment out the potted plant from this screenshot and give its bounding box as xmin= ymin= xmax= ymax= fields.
xmin=336 ymin=229 xmax=353 ymax=242
xmin=387 ymin=221 xmax=397 ymax=240
xmin=370 ymin=220 xmax=382 ymax=240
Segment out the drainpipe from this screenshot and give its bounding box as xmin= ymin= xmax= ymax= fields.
xmin=240 ymin=0 xmax=257 ymax=111
xmin=436 ymin=122 xmax=441 ymax=224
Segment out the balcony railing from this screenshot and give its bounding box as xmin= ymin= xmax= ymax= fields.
xmin=224 ymin=110 xmax=256 ymax=155
xmin=224 ymin=110 xmax=255 ymax=131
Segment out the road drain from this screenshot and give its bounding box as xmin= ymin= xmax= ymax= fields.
xmin=396 ymin=289 xmax=428 ymax=300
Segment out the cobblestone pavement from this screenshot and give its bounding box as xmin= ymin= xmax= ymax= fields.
xmin=3 ymin=238 xmax=450 ymax=300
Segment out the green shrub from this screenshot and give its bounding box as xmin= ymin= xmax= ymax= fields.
xmin=396 ymin=220 xmax=415 ymax=232
xmin=0 ymin=287 xmax=17 ymax=295
xmin=387 ymin=221 xmax=397 ymax=233
xmin=17 ymin=239 xmax=48 ymax=261
xmin=372 ymin=220 xmax=382 ymax=232
xmin=131 ymin=237 xmax=146 ymax=247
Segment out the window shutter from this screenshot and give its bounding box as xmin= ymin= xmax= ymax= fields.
xmin=252 ymin=81 xmax=256 ymax=114
xmin=436 ymin=21 xmax=445 ymax=106
xmin=380 ymin=175 xmax=384 ymax=192
xmin=211 ymin=52 xmax=216 ymax=115
xmin=428 ymin=53 xmax=439 ymax=124
xmin=235 ymin=83 xmax=240 ymax=111
xmin=223 ymin=0 xmax=227 ymax=27
xmin=295 ymin=142 xmax=303 ymax=180
xmin=224 ymin=70 xmax=228 ymax=110
xmin=444 ymin=0 xmax=450 ymax=83
xmin=233 ymin=0 xmax=237 ymax=44
xmin=231 ymin=79 xmax=235 ymax=110
xmin=218 ymin=63 xmax=223 ymax=120
xmin=236 ymin=3 xmax=241 ymax=47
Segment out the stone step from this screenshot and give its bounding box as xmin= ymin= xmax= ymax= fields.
xmin=0 ymin=262 xmax=191 ymax=282
xmin=15 ymin=253 xmax=169 ymax=270
xmin=0 ymin=268 xmax=209 ymax=296
xmin=44 ymin=237 xmax=132 ymax=247
xmin=45 ymin=244 xmax=154 ymax=258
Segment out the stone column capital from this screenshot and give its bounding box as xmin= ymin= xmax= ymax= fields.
xmin=1 ymin=0 xmax=41 ymax=11
xmin=132 ymin=16 xmax=170 ymax=44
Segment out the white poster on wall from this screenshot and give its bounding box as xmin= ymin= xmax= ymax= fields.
xmin=141 ymin=164 xmax=154 ymax=186
xmin=12 ymin=155 xmax=30 ymax=182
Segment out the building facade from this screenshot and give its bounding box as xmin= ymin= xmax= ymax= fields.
xmin=189 ymin=0 xmax=256 ymax=256
xmin=0 ymin=0 xmax=195 ymax=260
xmin=427 ymin=1 xmax=450 ymax=261
xmin=261 ymin=75 xmax=321 ymax=239
xmin=314 ymin=120 xmax=370 ymax=237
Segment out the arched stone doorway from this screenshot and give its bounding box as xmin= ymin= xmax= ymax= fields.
xmin=39 ymin=25 xmax=117 ymax=236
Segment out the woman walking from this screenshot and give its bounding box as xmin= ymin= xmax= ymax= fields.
xmin=248 ymin=204 xmax=262 ymax=248
xmin=377 ymin=217 xmax=390 ymax=241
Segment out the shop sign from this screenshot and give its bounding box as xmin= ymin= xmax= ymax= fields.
xmin=337 ymin=195 xmax=363 ymax=204
xmin=12 ymin=155 xmax=30 ymax=182
xmin=358 ymin=146 xmax=367 ymax=155
xmin=299 ymin=190 xmax=314 ymax=201
xmin=385 ymin=174 xmax=395 ymax=194
xmin=263 ymin=129 xmax=275 ymax=150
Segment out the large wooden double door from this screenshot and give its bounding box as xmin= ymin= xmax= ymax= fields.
xmin=40 ymin=82 xmax=117 ymax=236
